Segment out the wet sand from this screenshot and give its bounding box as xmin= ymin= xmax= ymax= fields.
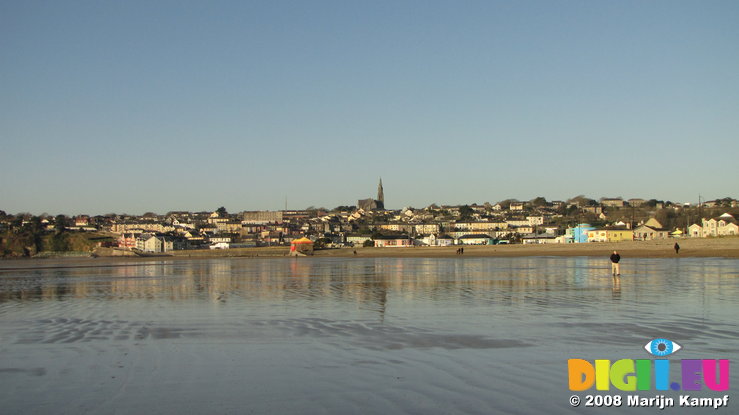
xmin=1 ymin=256 xmax=737 ymax=414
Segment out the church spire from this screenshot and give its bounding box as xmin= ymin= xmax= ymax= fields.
xmin=377 ymin=178 xmax=384 ymax=204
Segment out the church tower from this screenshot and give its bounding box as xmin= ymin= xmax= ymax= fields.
xmin=377 ymin=178 xmax=384 ymax=205
xmin=358 ymin=178 xmax=385 ymax=211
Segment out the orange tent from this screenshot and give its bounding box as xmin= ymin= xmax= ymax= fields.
xmin=290 ymin=237 xmax=314 ymax=255
xmin=291 ymin=237 xmax=314 ymax=244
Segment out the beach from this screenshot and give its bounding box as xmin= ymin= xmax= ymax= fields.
xmin=128 ymin=237 xmax=739 ymax=261
xmin=162 ymin=236 xmax=739 ymax=260
xmin=1 ymin=238 xmax=737 ymax=270
xmin=2 ymin=255 xmax=737 ymax=414
xmin=314 ymin=237 xmax=739 ymax=259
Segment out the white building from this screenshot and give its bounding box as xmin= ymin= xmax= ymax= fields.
xmin=457 ymin=234 xmax=493 ymax=245
xmin=522 ymin=234 xmax=560 ymax=244
xmin=346 ymin=235 xmax=372 ymax=246
xmin=374 ymin=236 xmax=413 ymax=247
xmin=688 ymin=224 xmax=703 ymax=238
xmin=135 ymin=234 xmax=174 ymax=253
xmin=701 ymin=214 xmax=738 ymax=237
xmin=415 ymin=223 xmax=440 ymax=234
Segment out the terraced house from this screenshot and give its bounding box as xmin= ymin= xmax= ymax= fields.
xmin=699 ymin=213 xmax=738 ymax=237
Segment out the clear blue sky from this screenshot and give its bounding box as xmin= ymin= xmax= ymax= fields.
xmin=2 ymin=1 xmax=738 ymax=215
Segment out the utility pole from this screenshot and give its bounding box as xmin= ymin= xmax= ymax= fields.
xmin=686 ymin=213 xmax=690 ymax=235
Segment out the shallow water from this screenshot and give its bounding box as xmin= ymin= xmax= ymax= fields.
xmin=1 ymin=256 xmax=737 ymax=414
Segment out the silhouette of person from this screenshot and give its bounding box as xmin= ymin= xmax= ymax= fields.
xmin=610 ymin=251 xmax=621 ymax=276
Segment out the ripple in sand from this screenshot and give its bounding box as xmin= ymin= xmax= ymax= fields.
xmin=258 ymin=317 xmax=531 ymax=350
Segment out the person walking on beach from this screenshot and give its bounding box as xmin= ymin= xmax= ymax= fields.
xmin=610 ymin=251 xmax=621 ymax=276
xmin=674 ymin=242 xmax=680 ymax=255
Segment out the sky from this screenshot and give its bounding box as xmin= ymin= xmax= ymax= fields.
xmin=1 ymin=0 xmax=738 ymax=215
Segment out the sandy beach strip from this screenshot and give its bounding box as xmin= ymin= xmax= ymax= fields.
xmin=162 ymin=236 xmax=737 ymax=259
xmin=1 ymin=237 xmax=737 ymax=270
xmin=313 ymin=237 xmax=739 ymax=259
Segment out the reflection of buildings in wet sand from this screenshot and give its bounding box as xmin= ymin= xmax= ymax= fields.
xmin=3 ymin=258 xmax=566 ymax=304
xmin=284 ymin=259 xmax=389 ymax=311
xmin=453 ymin=257 xmax=574 ymax=306
xmin=0 ymin=262 xmax=190 ymax=302
xmin=0 ymin=259 xmax=558 ymax=304
xmin=0 ymin=269 xmax=90 ymax=301
xmin=199 ymin=260 xmax=235 ymax=301
xmin=39 ymin=271 xmax=69 ymax=300
xmin=1 ymin=258 xmax=733 ymax=306
xmin=319 ymin=257 xmax=567 ymax=307
xmin=103 ymin=260 xmax=242 ymax=302
xmin=627 ymin=258 xmax=730 ymax=307
xmin=107 ymin=262 xmax=189 ymax=299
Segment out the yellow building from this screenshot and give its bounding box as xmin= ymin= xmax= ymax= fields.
xmin=587 ymin=228 xmax=634 ymax=242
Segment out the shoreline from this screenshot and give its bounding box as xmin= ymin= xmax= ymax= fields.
xmin=1 ymin=238 xmax=737 ymax=269
xmin=315 ymin=237 xmax=739 ymax=259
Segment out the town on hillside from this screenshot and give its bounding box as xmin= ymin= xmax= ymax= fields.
xmin=1 ymin=182 xmax=738 ymax=257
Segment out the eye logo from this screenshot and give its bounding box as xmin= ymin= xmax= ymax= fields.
xmin=645 ymin=338 xmax=681 ymax=357
xmin=569 ymin=339 xmax=730 ymax=392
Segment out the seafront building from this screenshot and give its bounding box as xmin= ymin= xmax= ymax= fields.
xmin=567 ymin=224 xmax=595 ymax=243
xmin=695 ymin=213 xmax=738 ymax=237
xmin=586 ymin=228 xmax=634 ymax=243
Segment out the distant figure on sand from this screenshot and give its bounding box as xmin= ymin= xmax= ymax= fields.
xmin=674 ymin=242 xmax=680 ymax=254
xmin=610 ymin=251 xmax=621 ymax=276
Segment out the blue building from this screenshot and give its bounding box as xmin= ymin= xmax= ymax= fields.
xmin=567 ymin=223 xmax=595 ymax=243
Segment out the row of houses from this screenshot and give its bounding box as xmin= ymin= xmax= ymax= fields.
xmin=565 ymin=220 xmax=670 ymax=244
xmin=118 ymin=233 xmax=187 ymax=253
xmin=563 ymin=214 xmax=737 ymax=244
xmin=689 ymin=214 xmax=738 ymax=238
xmin=372 ymin=234 xmax=507 ymax=247
xmin=106 ymin=207 xmax=738 ymax=251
